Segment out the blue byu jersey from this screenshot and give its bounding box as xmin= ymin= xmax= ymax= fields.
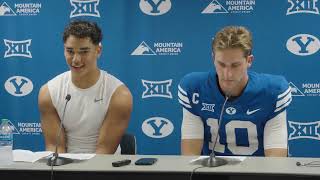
xmin=178 ymin=71 xmax=292 ymax=156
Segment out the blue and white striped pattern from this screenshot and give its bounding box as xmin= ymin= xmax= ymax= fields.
xmin=275 ymin=87 xmax=292 ymax=112
xmin=178 ymin=85 xmax=191 ymax=108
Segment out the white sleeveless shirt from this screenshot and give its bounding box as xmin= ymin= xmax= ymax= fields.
xmin=47 ymin=70 xmax=123 ymax=153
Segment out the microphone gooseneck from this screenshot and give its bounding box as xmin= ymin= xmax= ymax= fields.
xmin=47 ymin=94 xmax=73 ymax=166
xmin=201 ymin=95 xmax=229 ymax=167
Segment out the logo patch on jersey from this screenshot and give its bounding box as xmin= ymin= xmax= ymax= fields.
xmin=139 ymin=0 xmax=171 ymax=16
xmin=4 ymin=76 xmax=33 ymax=97
xmin=286 ymin=34 xmax=320 ymax=56
xmin=142 ymin=79 xmax=172 ymax=99
xmin=201 ymin=103 xmax=215 ymax=112
xmin=70 ymin=0 xmax=100 ymax=18
xmin=226 ymin=107 xmax=236 ymax=115
xmin=287 ymin=0 xmax=319 ymax=15
xmin=4 ymin=39 xmax=32 ymax=58
xmin=142 ymin=117 xmax=174 ymax=138
xmin=94 ymin=98 xmax=103 ymax=103
xmin=246 ymin=108 xmax=260 ymax=115
xmin=288 ymin=121 xmax=320 ymax=140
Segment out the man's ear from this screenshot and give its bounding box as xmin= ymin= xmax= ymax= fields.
xmin=247 ymin=54 xmax=254 ymax=68
xmin=97 ymin=43 xmax=102 ymax=58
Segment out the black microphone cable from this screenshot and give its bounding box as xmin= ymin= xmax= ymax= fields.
xmin=296 ymin=161 xmax=320 ymax=167
xmin=50 ymin=94 xmax=71 ymax=180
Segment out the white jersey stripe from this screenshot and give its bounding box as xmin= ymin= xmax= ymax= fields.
xmin=275 ymin=97 xmax=292 ymax=112
xmin=178 ymin=90 xmax=190 ymax=104
xmin=179 ymin=99 xmax=192 ymax=108
xmin=278 ymin=87 xmax=291 ymax=99
xmin=178 ymin=85 xmax=188 ymax=96
xmin=276 ymin=90 xmax=292 ymax=108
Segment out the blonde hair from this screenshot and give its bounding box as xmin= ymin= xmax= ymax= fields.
xmin=212 ymin=26 xmax=252 ymax=57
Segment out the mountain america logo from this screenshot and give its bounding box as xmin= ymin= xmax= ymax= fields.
xmin=0 ymin=2 xmax=41 ymax=16
xmin=202 ymin=0 xmax=256 ymax=14
xmin=131 ymin=41 xmax=183 ymax=56
xmin=289 ymin=82 xmax=320 ymax=97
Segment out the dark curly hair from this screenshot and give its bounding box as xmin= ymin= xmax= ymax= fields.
xmin=63 ymin=20 xmax=102 ymax=45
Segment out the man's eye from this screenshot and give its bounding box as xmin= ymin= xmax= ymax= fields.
xmin=67 ymin=50 xmax=74 ymax=54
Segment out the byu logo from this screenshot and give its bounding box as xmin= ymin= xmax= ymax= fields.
xmin=287 ymin=0 xmax=319 ymax=15
xmin=0 ymin=2 xmax=16 ymax=16
xmin=70 ymin=0 xmax=100 ymax=18
xmin=226 ymin=107 xmax=236 ymax=115
xmin=201 ymin=103 xmax=215 ymax=112
xmin=4 ymin=76 xmax=33 ymax=97
xmin=142 ymin=117 xmax=174 ymax=138
xmin=286 ymin=34 xmax=320 ymax=56
xmin=131 ymin=41 xmax=156 ymax=55
xmin=142 ymin=79 xmax=172 ymax=98
xmin=139 ymin=0 xmax=172 ymax=16
xmin=4 ymin=39 xmax=32 ymax=58
xmin=289 ymin=82 xmax=305 ymax=96
xmin=288 ymin=121 xmax=320 ymax=140
xmin=202 ymin=0 xmax=228 ymax=14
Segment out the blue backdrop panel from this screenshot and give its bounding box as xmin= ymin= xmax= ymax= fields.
xmin=0 ymin=0 xmax=319 ymax=156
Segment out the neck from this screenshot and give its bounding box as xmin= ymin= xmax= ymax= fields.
xmin=71 ymin=68 xmax=100 ymax=89
xmin=217 ymin=74 xmax=249 ymax=98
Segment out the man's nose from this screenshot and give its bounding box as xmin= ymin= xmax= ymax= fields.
xmin=72 ymin=53 xmax=81 ymax=63
xmin=223 ymin=67 xmax=232 ymax=79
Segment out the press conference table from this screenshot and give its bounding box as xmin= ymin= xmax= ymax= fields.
xmin=0 ymin=155 xmax=320 ymax=180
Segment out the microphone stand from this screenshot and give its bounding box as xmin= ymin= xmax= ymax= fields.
xmin=47 ymin=94 xmax=73 ymax=166
xmin=201 ymin=96 xmax=229 ymax=167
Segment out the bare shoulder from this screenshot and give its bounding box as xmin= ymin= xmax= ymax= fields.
xmin=38 ymin=84 xmax=54 ymax=111
xmin=109 ymin=85 xmax=133 ymax=113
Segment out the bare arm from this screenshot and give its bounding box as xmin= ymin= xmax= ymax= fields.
xmin=95 ymin=85 xmax=133 ymax=154
xmin=265 ymin=148 xmax=287 ymax=157
xmin=38 ymin=84 xmax=67 ymax=153
xmin=181 ymin=139 xmax=203 ymax=155
xmin=181 ymin=108 xmax=204 ymax=155
xmin=264 ymin=111 xmax=288 ymax=157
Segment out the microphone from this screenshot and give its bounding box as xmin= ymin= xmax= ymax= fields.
xmin=47 ymin=94 xmax=73 ymax=166
xmin=201 ymin=95 xmax=230 ymax=167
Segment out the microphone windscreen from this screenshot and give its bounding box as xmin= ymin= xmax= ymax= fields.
xmin=65 ymin=94 xmax=71 ymax=101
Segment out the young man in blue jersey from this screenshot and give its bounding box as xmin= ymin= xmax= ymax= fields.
xmin=178 ymin=26 xmax=291 ymax=157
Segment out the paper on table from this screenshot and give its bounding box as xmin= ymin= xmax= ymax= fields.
xmin=13 ymin=149 xmax=53 ymax=163
xmin=13 ymin=149 xmax=96 ymax=163
xmin=190 ymin=156 xmax=247 ymax=164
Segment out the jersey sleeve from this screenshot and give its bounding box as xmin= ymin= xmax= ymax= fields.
xmin=178 ymin=73 xmax=199 ymax=116
xmin=269 ymin=75 xmax=292 ymax=119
